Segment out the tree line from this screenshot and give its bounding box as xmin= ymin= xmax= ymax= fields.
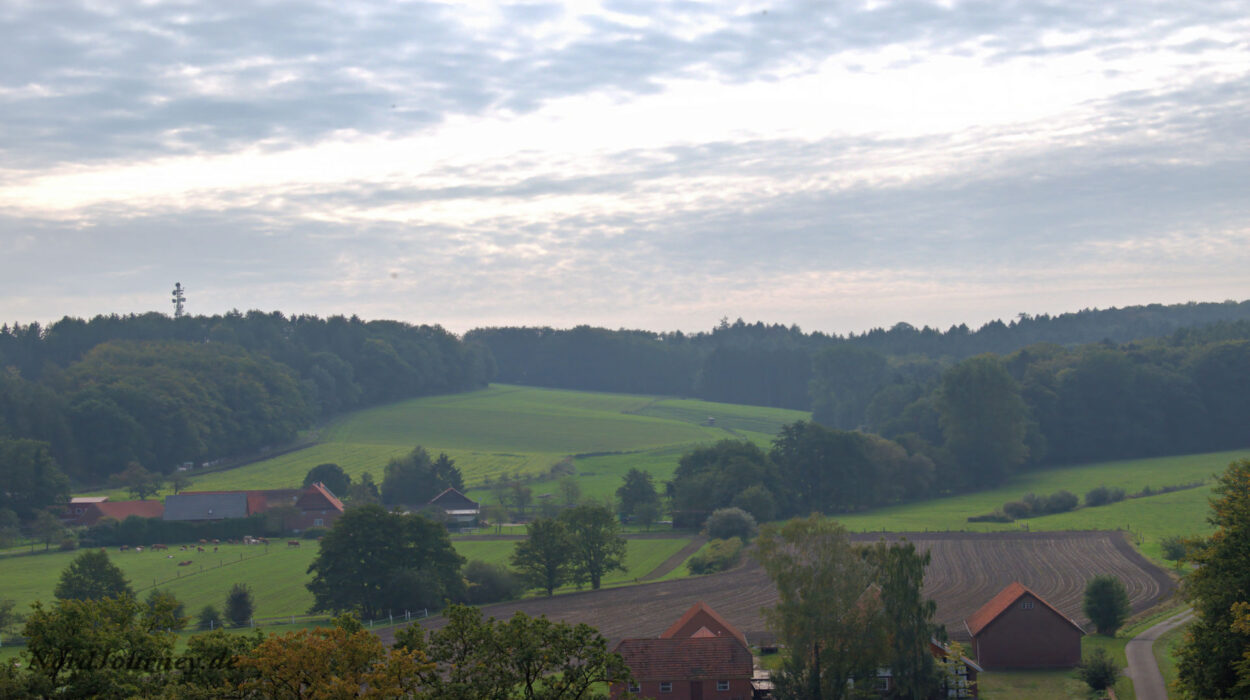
xmin=0 ymin=311 xmax=491 ymax=498
xmin=467 ymin=300 xmax=1250 ymax=409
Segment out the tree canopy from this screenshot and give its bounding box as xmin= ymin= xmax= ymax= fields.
xmin=511 ymin=517 xmax=574 ymax=597
xmin=381 ymin=447 xmax=464 ymax=506
xmin=557 ymin=504 xmax=626 ymax=590
xmin=307 ymin=505 xmax=464 ymax=618
xmin=54 ymin=550 xmax=132 ymax=601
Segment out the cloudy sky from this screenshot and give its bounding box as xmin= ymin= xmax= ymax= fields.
xmin=2 ymin=0 xmax=1248 ymax=335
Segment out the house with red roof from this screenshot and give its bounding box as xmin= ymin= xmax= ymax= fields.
xmin=964 ymin=581 xmax=1084 ymax=669
xmin=289 ymin=482 xmax=345 ymax=531
xmin=165 ymin=483 xmax=343 ymax=532
xmin=612 ymin=602 xmax=756 ymax=700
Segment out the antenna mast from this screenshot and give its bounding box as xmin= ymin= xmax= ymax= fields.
xmin=171 ymin=282 xmax=187 ymax=318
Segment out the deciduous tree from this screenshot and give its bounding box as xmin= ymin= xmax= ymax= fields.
xmin=510 ymin=518 xmax=574 ymax=596
xmin=303 ymin=462 xmax=351 ymax=496
xmin=615 ymin=468 xmax=659 ymax=520
xmin=558 ymin=504 xmax=626 ymax=590
xmin=1177 ymin=459 xmax=1250 ymax=696
xmin=54 ymin=549 xmax=132 ymax=601
xmin=109 ymin=461 xmax=164 ymax=501
xmin=0 ymin=438 xmax=70 ymax=520
xmin=1083 ymin=575 xmax=1130 ymax=636
xmin=225 ymin=583 xmax=255 ymax=627
xmin=936 ymin=356 xmax=1029 ymax=486
xmin=306 ymin=505 xmax=464 ymax=618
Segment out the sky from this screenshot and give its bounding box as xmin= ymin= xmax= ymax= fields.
xmin=2 ymin=0 xmax=1249 ymax=335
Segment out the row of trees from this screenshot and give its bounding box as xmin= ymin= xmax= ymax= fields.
xmin=0 ymin=311 xmax=492 ymax=489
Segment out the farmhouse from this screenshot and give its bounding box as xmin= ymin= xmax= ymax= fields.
xmin=611 ymin=602 xmax=756 ymax=700
xmin=289 ymin=482 xmax=345 ymax=530
xmin=964 ymin=581 xmax=1084 ymax=669
xmin=163 ymin=492 xmax=250 ymax=521
xmin=61 ymin=497 xmax=164 ymax=527
xmin=427 ymin=487 xmax=480 ymax=527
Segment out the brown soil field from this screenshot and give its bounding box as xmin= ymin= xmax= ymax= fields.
xmin=383 ymin=530 xmax=1173 ymax=646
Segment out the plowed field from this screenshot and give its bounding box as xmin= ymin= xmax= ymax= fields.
xmin=384 ymin=531 xmax=1174 ymax=646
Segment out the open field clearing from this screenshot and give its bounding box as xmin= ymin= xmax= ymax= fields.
xmin=394 ymin=531 xmax=1173 ymax=647
xmin=84 ymin=385 xmax=809 ymax=501
xmin=0 ymin=536 xmax=695 ymax=620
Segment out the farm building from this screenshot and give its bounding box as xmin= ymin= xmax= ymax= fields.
xmin=611 ymin=602 xmax=756 ymax=700
xmin=61 ymin=497 xmax=164 ymax=527
xmin=163 ymin=484 xmax=343 ymax=531
xmin=427 ymin=487 xmax=480 ymax=527
xmin=964 ymin=581 xmax=1085 ymax=669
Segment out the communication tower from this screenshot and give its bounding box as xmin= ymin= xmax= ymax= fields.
xmin=171 ymin=282 xmax=187 ymax=318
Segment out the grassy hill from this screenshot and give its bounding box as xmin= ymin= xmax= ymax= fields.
xmin=86 ymin=384 xmax=810 ymax=502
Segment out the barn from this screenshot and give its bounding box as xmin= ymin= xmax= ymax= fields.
xmin=964 ymin=581 xmax=1085 ymax=669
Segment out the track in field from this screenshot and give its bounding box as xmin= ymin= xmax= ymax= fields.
xmin=383 ymin=530 xmax=1174 ymax=646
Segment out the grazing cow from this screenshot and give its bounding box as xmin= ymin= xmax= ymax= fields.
xmin=119 ymin=545 xmax=129 ymax=552
xmin=213 ymin=546 xmax=218 ymax=552
xmin=178 ymin=560 xmax=193 ymax=567
xmin=199 ymin=539 xmax=207 ymax=545
xmin=167 ymin=555 xmax=174 ymax=559
xmin=196 ymin=546 xmax=204 ymax=552
xmin=135 ymin=546 xmax=143 ymax=552
xmin=212 ymin=539 xmax=220 ymax=545
xmin=153 ymin=544 xmax=168 ymax=551
xmin=287 ymin=540 xmax=300 ymax=548
xmin=258 ymin=537 xmax=269 ymax=545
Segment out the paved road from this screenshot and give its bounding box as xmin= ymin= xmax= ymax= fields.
xmin=1125 ymin=608 xmax=1194 ymax=700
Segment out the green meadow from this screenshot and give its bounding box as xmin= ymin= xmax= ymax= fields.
xmin=0 ymin=536 xmax=694 ymax=622
xmin=84 ymin=385 xmax=809 ymax=501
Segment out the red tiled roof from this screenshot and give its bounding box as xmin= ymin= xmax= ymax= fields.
xmin=964 ymin=581 xmax=1085 ymax=637
xmin=660 ymin=601 xmax=749 ymax=648
xmin=96 ymin=500 xmax=164 ymax=521
xmin=299 ymin=482 xmax=345 ymax=513
xmin=182 ymin=489 xmax=300 ymax=515
xmin=614 ymin=637 xmax=753 ymax=681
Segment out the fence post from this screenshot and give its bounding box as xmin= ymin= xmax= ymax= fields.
xmin=389 ymin=613 xmax=393 ymax=625
xmin=250 ymin=618 xmax=254 ymax=628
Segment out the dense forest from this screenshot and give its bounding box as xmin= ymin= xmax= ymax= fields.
xmin=467 ymin=300 xmax=1250 ymax=409
xmin=0 ymin=312 xmax=492 ymax=487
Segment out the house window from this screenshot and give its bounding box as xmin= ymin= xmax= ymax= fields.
xmin=659 ymin=681 xmax=673 ymax=693
xmin=1022 ymin=600 xmax=1035 ymax=610
xmin=717 ymin=680 xmax=730 ymax=691
xmin=314 ymin=518 xmax=324 ymax=527
xmin=628 ymin=682 xmax=641 ymax=693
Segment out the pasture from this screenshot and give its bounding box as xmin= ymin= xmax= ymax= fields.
xmin=0 ymin=535 xmax=694 ymax=621
xmin=84 ymin=385 xmax=809 ymax=502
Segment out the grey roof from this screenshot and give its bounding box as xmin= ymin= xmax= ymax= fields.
xmin=163 ymin=493 xmax=249 ymax=521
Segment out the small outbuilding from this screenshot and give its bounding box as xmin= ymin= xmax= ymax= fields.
xmin=427 ymin=487 xmax=480 ymax=527
xmin=964 ymin=581 xmax=1085 ymax=669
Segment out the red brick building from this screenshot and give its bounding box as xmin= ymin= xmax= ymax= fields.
xmin=289 ymin=482 xmax=345 ymax=531
xmin=964 ymin=582 xmax=1085 ymax=669
xmin=612 ymin=602 xmax=755 ymax=700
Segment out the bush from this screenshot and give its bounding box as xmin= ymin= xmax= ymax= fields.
xmin=1085 ymin=485 xmax=1127 ymax=508
xmin=1002 ymin=501 xmax=1032 ymax=520
xmin=967 ymin=511 xmax=1013 ymax=523
xmin=58 ymin=537 xmax=78 ymax=551
xmin=687 ymin=538 xmax=743 ymax=575
xmin=705 ymin=507 xmax=757 ymax=541
xmin=225 ymin=583 xmax=255 ymax=627
xmin=197 ymin=605 xmax=224 ymax=631
xmin=302 ymin=527 xmax=328 ymax=540
xmin=1160 ymin=535 xmax=1187 ymax=564
xmin=1044 ymin=490 xmax=1079 ymax=514
xmin=463 ymin=560 xmax=523 ymax=604
xmin=1078 ymin=648 xmax=1119 ymax=691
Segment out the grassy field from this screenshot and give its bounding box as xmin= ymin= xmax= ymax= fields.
xmin=0 ymin=536 xmax=695 ymax=623
xmin=83 ymin=385 xmax=809 ymax=502
xmin=835 ymin=449 xmax=1250 ymax=565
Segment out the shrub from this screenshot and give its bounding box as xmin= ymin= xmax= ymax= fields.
xmin=967 ymin=511 xmax=1013 ymax=523
xmin=1044 ymin=490 xmax=1079 ymax=514
xmin=225 ymin=583 xmax=255 ymax=627
xmin=302 ymin=527 xmax=328 ymax=540
xmin=1160 ymin=535 xmax=1188 ymax=564
xmin=1002 ymin=501 xmax=1032 ymax=520
xmin=463 ymin=560 xmax=523 ymax=604
xmin=1078 ymin=648 xmax=1119 ymax=691
xmin=687 ymin=537 xmax=743 ymax=575
xmin=1085 ymin=485 xmax=1127 ymax=508
xmin=197 ymin=605 xmax=224 ymax=631
xmin=58 ymin=537 xmax=78 ymax=551
xmin=705 ymin=507 xmax=757 ymax=541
